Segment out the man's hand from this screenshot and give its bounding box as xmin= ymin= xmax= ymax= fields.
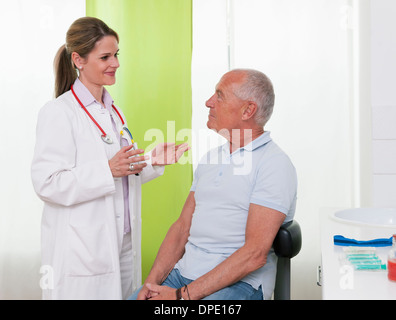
xmin=145 ymin=283 xmax=179 ymax=300
xmin=136 ymin=283 xmax=160 ymax=300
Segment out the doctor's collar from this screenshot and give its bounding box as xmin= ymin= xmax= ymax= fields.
xmin=73 ymin=78 xmax=114 ymax=110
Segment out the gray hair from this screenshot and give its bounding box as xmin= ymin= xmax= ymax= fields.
xmin=232 ymin=69 xmax=275 ymax=127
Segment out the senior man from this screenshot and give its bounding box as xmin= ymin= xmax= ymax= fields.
xmin=129 ymin=69 xmax=297 ymax=300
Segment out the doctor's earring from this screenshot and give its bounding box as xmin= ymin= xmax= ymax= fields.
xmin=73 ymin=63 xmax=83 ymax=70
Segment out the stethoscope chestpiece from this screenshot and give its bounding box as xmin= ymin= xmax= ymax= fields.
xmin=101 ymin=134 xmax=113 ymax=144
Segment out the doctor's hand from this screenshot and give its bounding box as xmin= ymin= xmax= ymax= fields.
xmin=108 ymin=145 xmax=149 ymax=177
xmin=151 ymin=143 xmax=190 ymax=166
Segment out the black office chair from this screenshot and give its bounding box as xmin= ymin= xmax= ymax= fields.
xmin=272 ymin=220 xmax=302 ymax=300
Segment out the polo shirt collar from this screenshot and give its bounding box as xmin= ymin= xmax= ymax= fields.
xmin=243 ymin=131 xmax=272 ymax=152
xmin=222 ymin=131 xmax=272 ymax=155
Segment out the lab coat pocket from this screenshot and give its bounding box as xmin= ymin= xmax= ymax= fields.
xmin=67 ymin=224 xmax=115 ymax=276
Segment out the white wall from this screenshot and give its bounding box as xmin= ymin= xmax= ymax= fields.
xmin=371 ymin=0 xmax=396 ymax=207
xmin=191 ymin=0 xmax=230 ymax=166
xmin=0 ymin=0 xmax=85 ymax=300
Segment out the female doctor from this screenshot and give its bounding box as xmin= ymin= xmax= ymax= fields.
xmin=31 ymin=17 xmax=189 ymax=300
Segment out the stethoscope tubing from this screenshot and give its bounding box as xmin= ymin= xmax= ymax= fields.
xmin=71 ymin=84 xmax=134 ymax=144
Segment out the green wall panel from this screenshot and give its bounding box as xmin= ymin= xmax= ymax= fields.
xmin=86 ymin=0 xmax=192 ymax=282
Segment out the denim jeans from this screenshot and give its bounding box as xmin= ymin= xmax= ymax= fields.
xmin=128 ymin=269 xmax=263 ymax=300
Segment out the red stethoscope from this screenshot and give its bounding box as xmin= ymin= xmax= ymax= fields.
xmin=71 ymin=84 xmax=135 ymax=145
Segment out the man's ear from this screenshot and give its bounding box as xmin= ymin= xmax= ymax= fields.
xmin=241 ymin=102 xmax=258 ymax=120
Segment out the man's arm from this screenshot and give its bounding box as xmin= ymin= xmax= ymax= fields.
xmin=137 ymin=191 xmax=196 ymax=300
xmin=149 ymin=203 xmax=285 ymax=300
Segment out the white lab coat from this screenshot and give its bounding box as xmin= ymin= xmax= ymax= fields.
xmin=31 ymin=90 xmax=164 ymax=300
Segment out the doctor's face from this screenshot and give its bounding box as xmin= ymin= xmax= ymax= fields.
xmin=78 ymin=35 xmax=120 ymax=88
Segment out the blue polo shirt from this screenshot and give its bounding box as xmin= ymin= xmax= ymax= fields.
xmin=175 ymin=132 xmax=297 ymax=299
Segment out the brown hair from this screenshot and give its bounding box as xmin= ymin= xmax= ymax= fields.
xmin=54 ymin=17 xmax=119 ymax=98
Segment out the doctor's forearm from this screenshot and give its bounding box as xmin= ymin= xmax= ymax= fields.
xmin=32 ymin=159 xmax=116 ymax=206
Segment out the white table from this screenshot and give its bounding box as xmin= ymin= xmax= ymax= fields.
xmin=320 ymin=208 xmax=396 ymax=300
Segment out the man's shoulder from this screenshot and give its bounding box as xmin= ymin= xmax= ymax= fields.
xmin=254 ymin=140 xmax=295 ymax=171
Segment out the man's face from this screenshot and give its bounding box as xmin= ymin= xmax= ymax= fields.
xmin=205 ymin=71 xmax=246 ymax=133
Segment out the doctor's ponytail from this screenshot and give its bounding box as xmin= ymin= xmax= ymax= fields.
xmin=53 ymin=17 xmax=119 ymax=98
xmin=54 ymin=44 xmax=76 ymax=98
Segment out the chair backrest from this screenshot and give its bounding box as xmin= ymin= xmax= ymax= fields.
xmin=272 ymin=220 xmax=302 ymax=300
xmin=273 ymin=220 xmax=302 ymax=258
